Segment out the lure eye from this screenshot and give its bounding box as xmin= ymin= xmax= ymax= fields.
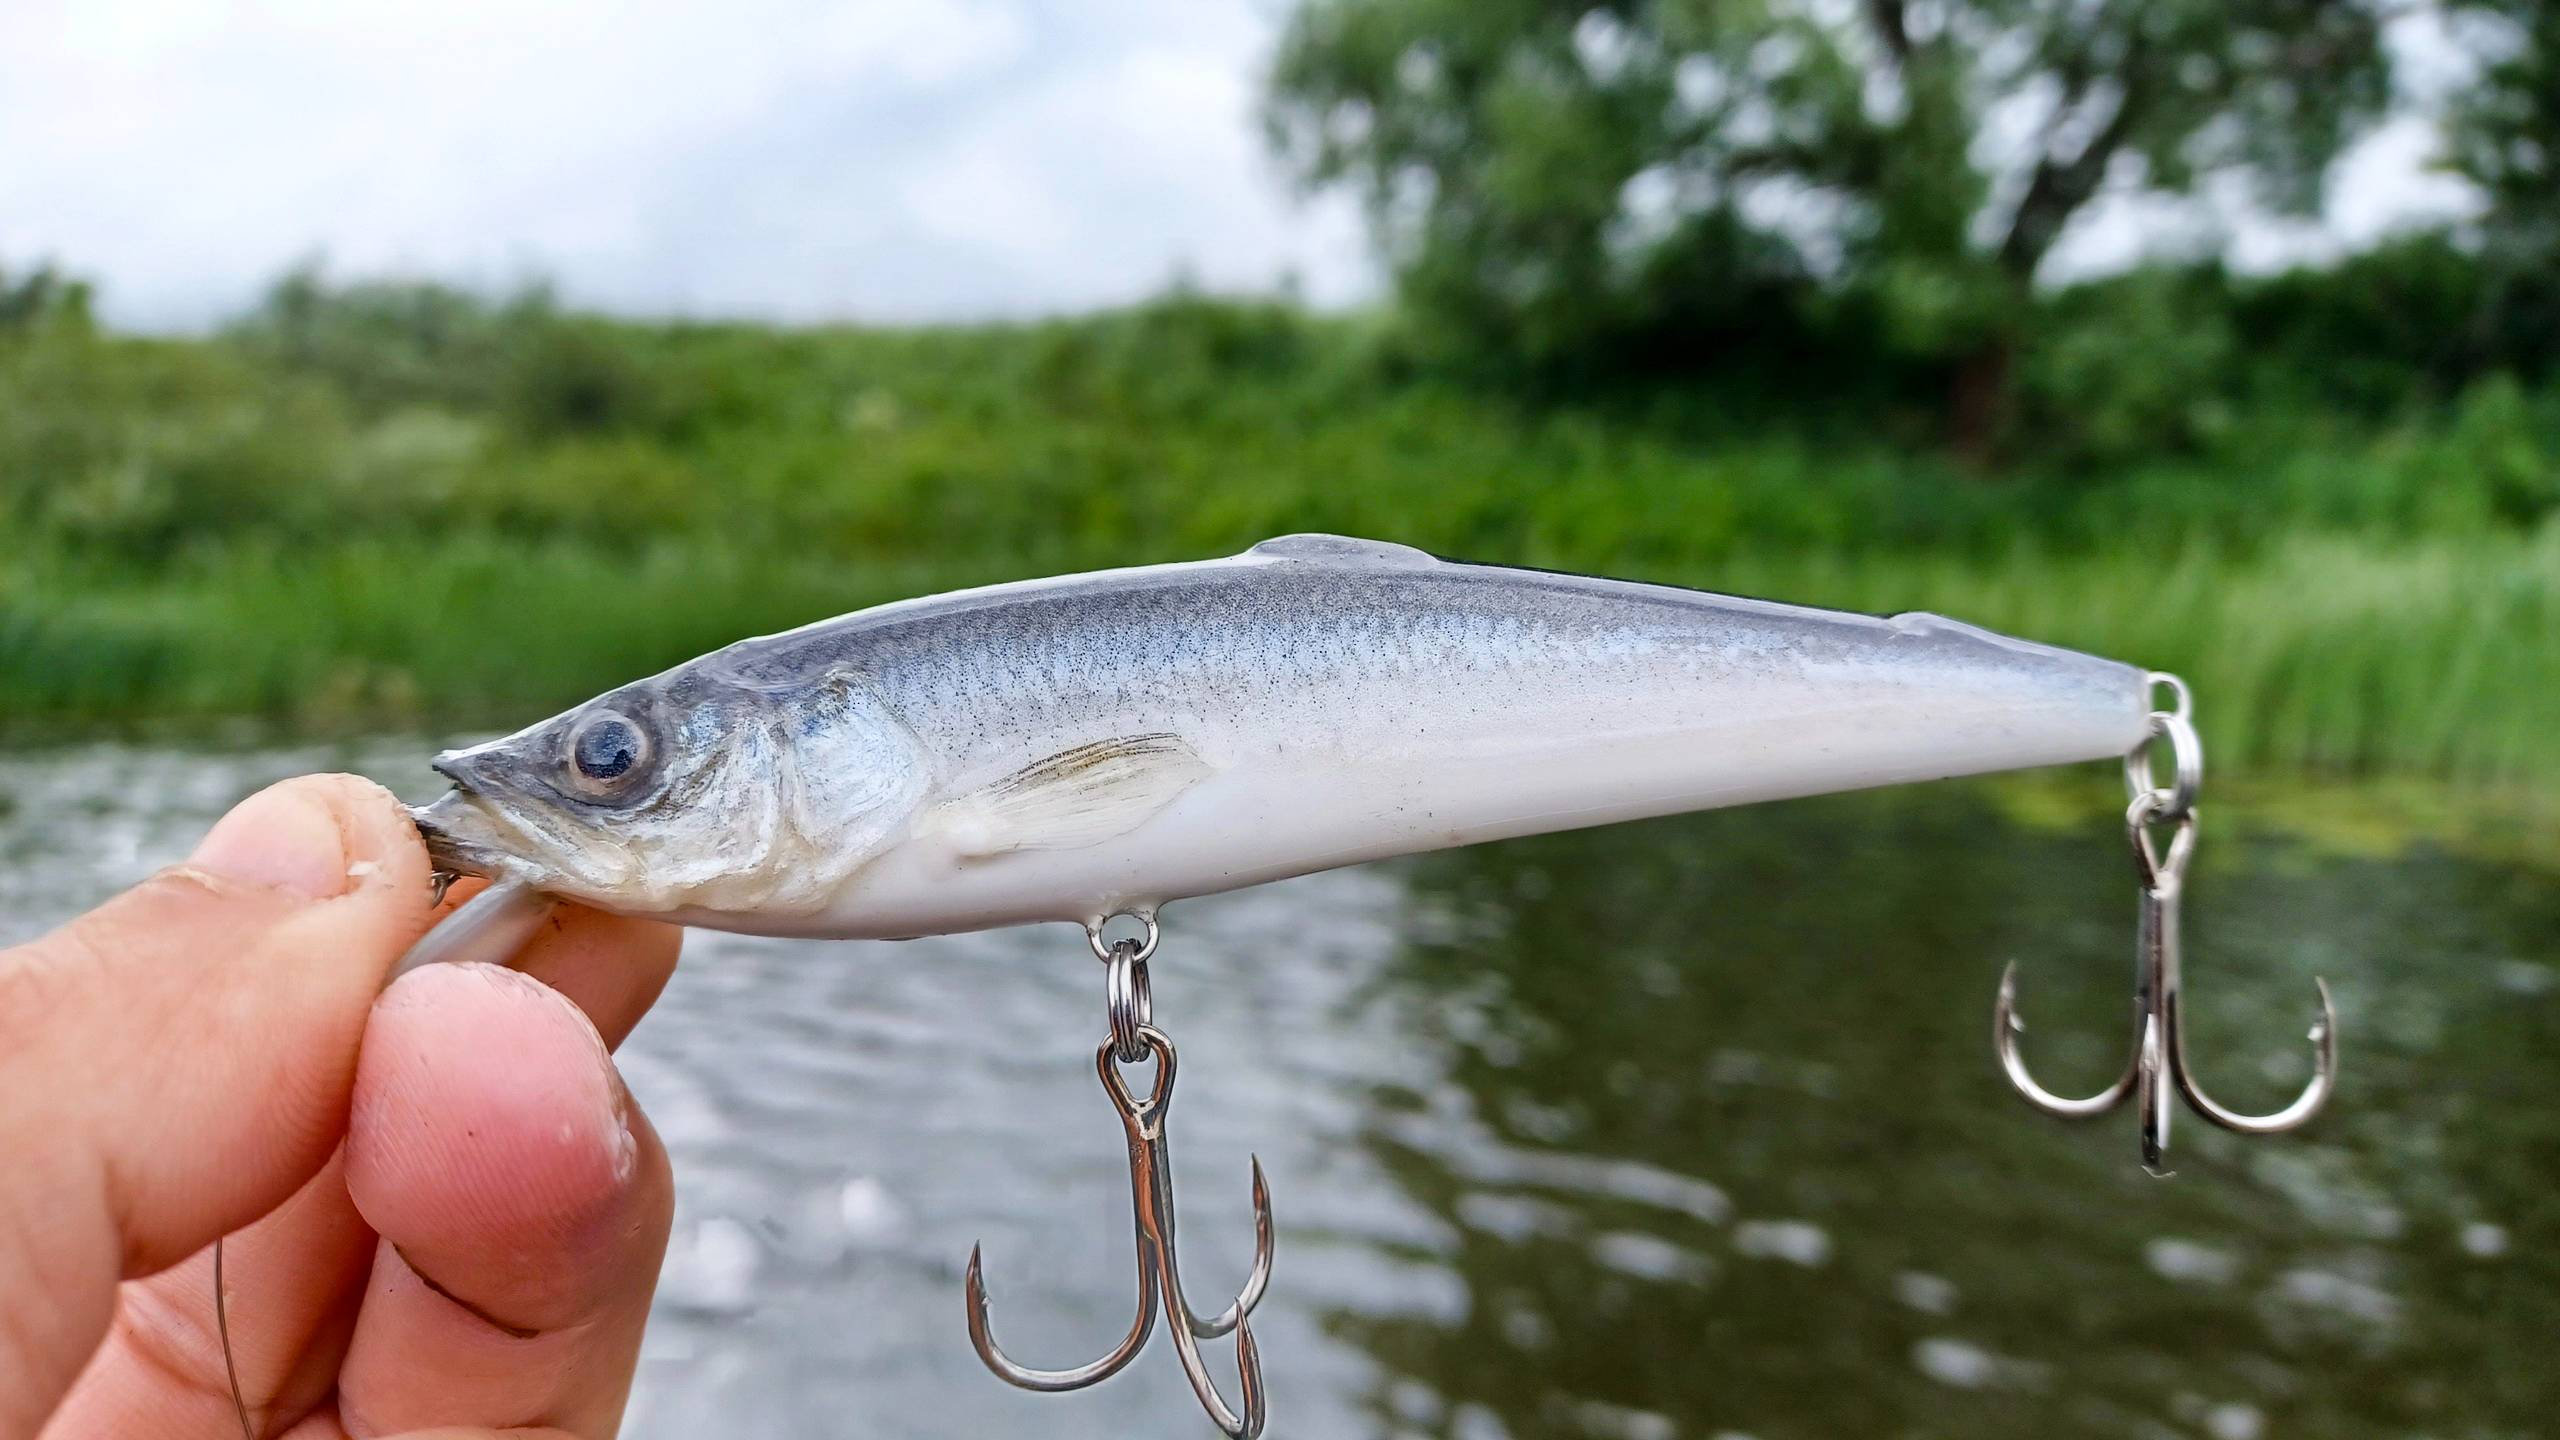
xmin=569 ymin=712 xmax=648 ymax=788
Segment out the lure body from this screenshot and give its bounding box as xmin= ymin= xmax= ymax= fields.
xmin=418 ymin=536 xmax=2150 ymax=938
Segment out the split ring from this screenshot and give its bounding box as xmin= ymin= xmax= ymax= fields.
xmin=1086 ymin=910 xmax=1159 ymax=966
xmin=2124 ymin=708 xmax=2203 ymax=823
xmin=1105 ymin=939 xmax=1154 ymax=1064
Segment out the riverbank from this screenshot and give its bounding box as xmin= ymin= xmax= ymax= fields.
xmin=6 ymin=288 xmax=2555 ymax=788
xmin=12 ymin=528 xmax=2555 ymax=791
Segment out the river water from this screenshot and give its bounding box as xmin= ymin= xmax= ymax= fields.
xmin=1 ymin=741 xmax=2553 ymax=1439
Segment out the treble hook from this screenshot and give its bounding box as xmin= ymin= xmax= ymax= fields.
xmin=1994 ymin=693 xmax=2338 ymax=1176
xmin=965 ymin=926 xmax=1274 ymax=1437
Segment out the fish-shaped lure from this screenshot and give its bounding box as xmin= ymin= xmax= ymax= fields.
xmin=381 ymin=535 xmax=2221 ymax=1438
xmin=416 ymin=534 xmax=2149 ymax=936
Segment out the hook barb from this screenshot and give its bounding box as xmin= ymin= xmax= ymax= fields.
xmin=1995 ymin=957 xmax=2337 ymax=1165
xmin=1166 ymin=1307 xmax=1265 ymax=1439
xmin=1994 ymin=961 xmax=2140 ymax=1120
xmin=2170 ymin=976 xmax=2338 ymax=1136
xmin=1182 ymin=1157 xmax=1273 ymax=1339
xmin=964 ymin=1240 xmax=1155 ymax=1392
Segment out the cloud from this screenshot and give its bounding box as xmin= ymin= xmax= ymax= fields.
xmin=0 ymin=0 xmax=1373 ymax=328
xmin=0 ymin=1 xmax=2479 ymax=329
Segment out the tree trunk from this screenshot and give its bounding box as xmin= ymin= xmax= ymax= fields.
xmin=1949 ymin=338 xmax=2014 ymax=468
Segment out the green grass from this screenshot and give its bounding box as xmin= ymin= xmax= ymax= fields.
xmin=1709 ymin=533 xmax=2560 ymax=786
xmin=3 ymin=283 xmax=2556 ymax=790
xmin=9 ymin=528 xmax=2553 ymax=790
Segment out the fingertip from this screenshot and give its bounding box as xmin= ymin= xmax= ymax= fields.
xmin=185 ymin=774 xmax=430 ymax=906
xmin=186 ymin=782 xmax=352 ymax=899
xmin=348 ymin=964 xmax=638 ymax=1254
xmin=302 ymin=772 xmax=436 ymax=903
xmin=338 ymin=966 xmax=673 ymax=1399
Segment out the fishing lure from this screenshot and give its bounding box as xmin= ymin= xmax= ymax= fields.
xmin=236 ymin=536 xmax=2340 ymax=1437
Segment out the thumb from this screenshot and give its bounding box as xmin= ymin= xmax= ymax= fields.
xmin=0 ymin=774 xmax=436 ymax=1439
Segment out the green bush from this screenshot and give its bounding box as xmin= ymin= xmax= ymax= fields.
xmin=4 ymin=271 xmax=2555 ymax=794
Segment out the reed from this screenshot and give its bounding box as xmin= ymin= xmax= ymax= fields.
xmin=5 ymin=288 xmax=2554 ymax=788
xmin=8 ymin=528 xmax=2553 ymax=790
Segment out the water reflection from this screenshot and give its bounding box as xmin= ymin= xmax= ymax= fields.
xmin=1356 ymin=786 xmax=2560 ymax=1438
xmin=0 ymin=746 xmax=2553 ymax=1437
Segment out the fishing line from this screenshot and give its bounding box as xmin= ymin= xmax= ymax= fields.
xmin=214 ymin=1238 xmax=252 ymax=1440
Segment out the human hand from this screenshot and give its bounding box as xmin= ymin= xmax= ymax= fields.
xmin=0 ymin=775 xmax=682 ymax=1440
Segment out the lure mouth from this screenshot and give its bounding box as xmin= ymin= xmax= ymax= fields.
xmin=415 ymin=742 xmax=533 ymax=878
xmin=410 ymin=789 xmax=504 ymax=878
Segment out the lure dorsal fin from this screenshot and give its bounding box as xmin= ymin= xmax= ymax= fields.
xmin=929 ymin=734 xmax=1214 ymax=857
xmin=1243 ymin=533 xmax=1438 ymax=567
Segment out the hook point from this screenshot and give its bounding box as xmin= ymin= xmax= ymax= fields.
xmin=1235 ymin=1321 xmax=1267 ymax=1439
xmin=1993 ymin=958 xmax=2140 ymax=1121
xmin=1995 ymin=961 xmax=2025 ymax=1032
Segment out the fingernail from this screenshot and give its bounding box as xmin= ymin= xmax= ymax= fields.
xmin=189 ymin=782 xmax=352 ymax=899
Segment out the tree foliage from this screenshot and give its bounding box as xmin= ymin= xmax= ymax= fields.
xmin=1267 ymin=0 xmax=2394 ymax=372
xmin=0 ymin=264 xmax=93 ymax=335
xmin=2450 ymin=1 xmax=2560 ymax=252
xmin=2447 ymin=0 xmax=2560 ymax=374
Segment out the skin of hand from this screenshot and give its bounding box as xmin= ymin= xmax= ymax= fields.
xmin=0 ymin=774 xmax=683 ymax=1440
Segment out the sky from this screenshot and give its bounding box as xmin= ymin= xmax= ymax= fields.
xmin=0 ymin=1 xmax=2487 ymax=332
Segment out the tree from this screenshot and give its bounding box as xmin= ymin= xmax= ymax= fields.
xmin=2445 ymin=1 xmax=2560 ymax=378
xmin=1267 ymin=0 xmax=2393 ymax=411
xmin=2449 ymin=0 xmax=2558 ymax=252
xmin=0 ymin=263 xmax=93 ymax=335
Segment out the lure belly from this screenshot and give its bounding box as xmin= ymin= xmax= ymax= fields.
xmin=417 ymin=534 xmax=2149 ymax=938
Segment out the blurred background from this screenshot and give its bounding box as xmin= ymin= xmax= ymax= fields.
xmin=3 ymin=1 xmax=2556 ymax=1436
